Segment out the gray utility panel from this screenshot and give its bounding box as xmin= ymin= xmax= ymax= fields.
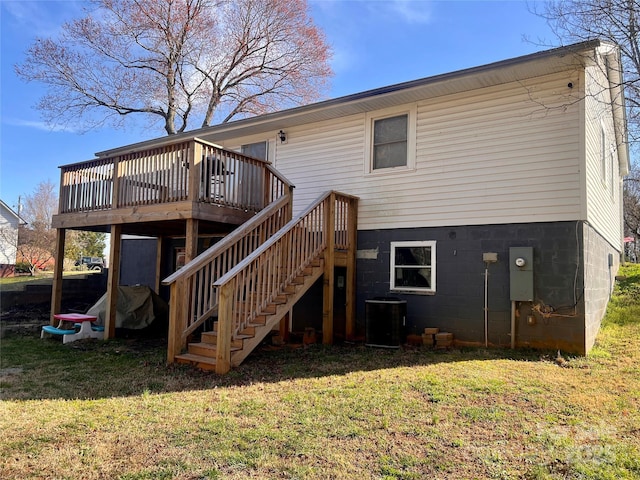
xmin=509 ymin=246 xmax=534 ymax=301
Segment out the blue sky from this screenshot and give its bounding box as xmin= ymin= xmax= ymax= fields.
xmin=0 ymin=0 xmax=556 ymax=212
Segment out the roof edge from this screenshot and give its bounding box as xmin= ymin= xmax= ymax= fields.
xmin=96 ymin=40 xmax=604 ymax=157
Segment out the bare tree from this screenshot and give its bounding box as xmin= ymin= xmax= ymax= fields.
xmin=533 ymin=1 xmax=640 ymax=250
xmin=21 ymin=180 xmax=57 ymax=231
xmin=624 ymin=164 xmax=640 ymax=234
xmin=17 ymin=181 xmax=58 ymax=275
xmin=16 ymin=0 xmax=332 ymax=135
xmin=16 ymin=226 xmax=56 ymax=275
xmin=533 ymin=0 xmax=640 ymax=144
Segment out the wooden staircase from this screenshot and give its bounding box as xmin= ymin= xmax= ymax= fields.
xmin=174 ymin=258 xmax=324 ymax=371
xmin=163 ymin=190 xmax=358 ymax=374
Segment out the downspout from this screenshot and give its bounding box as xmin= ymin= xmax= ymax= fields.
xmin=484 ymin=265 xmax=489 ymax=347
xmin=510 ymin=300 xmax=516 ymax=349
xmin=482 ymin=253 xmax=498 ymax=347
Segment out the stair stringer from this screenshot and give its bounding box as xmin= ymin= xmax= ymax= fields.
xmin=230 ymin=259 xmax=324 ymax=367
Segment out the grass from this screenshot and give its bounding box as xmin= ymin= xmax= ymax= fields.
xmin=1 ymin=265 xmax=640 ymax=479
xmin=0 ymin=270 xmax=96 ymax=291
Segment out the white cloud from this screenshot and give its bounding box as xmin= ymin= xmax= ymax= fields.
xmin=385 ymin=0 xmax=433 ymax=24
xmin=2 ymin=0 xmax=85 ymax=37
xmin=5 ymin=118 xmax=79 ymax=133
xmin=312 ymin=0 xmax=433 ymax=22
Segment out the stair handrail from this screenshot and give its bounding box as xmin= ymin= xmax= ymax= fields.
xmin=163 ymin=191 xmax=293 ymax=362
xmin=213 ymin=190 xmax=358 ymax=373
xmin=193 ymin=137 xmax=293 ymax=193
xmin=162 ymin=194 xmax=292 ymax=285
xmin=214 ymin=191 xmax=331 ymax=286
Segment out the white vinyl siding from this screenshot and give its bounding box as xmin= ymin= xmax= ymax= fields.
xmin=262 ymin=71 xmax=583 ymax=230
xmin=584 ymin=60 xmax=623 ymax=249
xmin=241 ymin=115 xmax=366 ymax=212
xmin=0 ymin=204 xmax=20 ymax=265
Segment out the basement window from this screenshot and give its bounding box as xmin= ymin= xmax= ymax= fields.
xmin=390 ymin=241 xmax=436 ymax=293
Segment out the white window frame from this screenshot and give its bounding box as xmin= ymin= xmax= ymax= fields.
xmin=600 ymin=123 xmax=608 ymax=187
xmin=609 ymin=144 xmax=616 ymax=197
xmin=390 ymin=240 xmax=436 ymax=294
xmin=365 ymin=104 xmax=417 ymax=174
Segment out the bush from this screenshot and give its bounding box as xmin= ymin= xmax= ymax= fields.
xmin=14 ymin=262 xmax=31 ymax=274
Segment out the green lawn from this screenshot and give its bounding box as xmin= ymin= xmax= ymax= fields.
xmin=1 ymin=265 xmax=639 ymax=479
xmin=0 ymin=270 xmax=95 ymax=291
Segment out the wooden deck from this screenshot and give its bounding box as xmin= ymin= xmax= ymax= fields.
xmin=49 ymin=136 xmax=358 ymax=374
xmin=51 ymin=137 xmax=289 ymax=234
xmin=49 ymin=137 xmax=293 ymax=333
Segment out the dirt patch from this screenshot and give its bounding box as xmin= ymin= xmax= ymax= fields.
xmin=1 ymin=304 xmax=49 ymax=337
xmin=0 ymin=367 xmax=24 ymax=378
xmin=0 ymin=300 xmax=93 ymax=338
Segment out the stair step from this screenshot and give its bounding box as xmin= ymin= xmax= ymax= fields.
xmin=188 ymin=341 xmax=240 ymax=357
xmin=273 ymin=295 xmax=287 ymax=304
xmin=282 ymin=285 xmax=298 ymax=294
xmin=240 ymin=325 xmax=257 ymax=336
xmin=260 ymin=304 xmax=277 ymax=314
xmin=200 ymin=331 xmax=247 ymax=349
xmin=213 ymin=317 xmax=265 ymax=331
xmin=175 ymin=353 xmax=217 ymax=371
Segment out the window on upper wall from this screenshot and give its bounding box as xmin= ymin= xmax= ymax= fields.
xmin=241 ymin=141 xmax=268 ymax=161
xmin=366 ymin=105 xmax=416 ymax=173
xmin=390 ymin=241 xmax=436 ymax=293
xmin=609 ymin=145 xmax=616 ymax=196
xmin=600 ymin=125 xmax=607 ymax=186
xmin=373 ymin=114 xmax=408 ymax=169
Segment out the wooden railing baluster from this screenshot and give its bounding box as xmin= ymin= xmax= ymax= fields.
xmin=210 ymin=191 xmax=358 ymax=373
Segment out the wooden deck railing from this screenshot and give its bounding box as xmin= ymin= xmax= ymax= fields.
xmin=58 ymin=138 xmax=287 ymax=214
xmin=162 ymin=194 xmax=293 ymax=362
xmin=213 ymin=191 xmax=358 ymax=373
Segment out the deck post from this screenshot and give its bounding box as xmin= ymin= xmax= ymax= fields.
xmin=112 ymin=155 xmax=121 ymax=209
xmin=185 ymin=141 xmax=202 ymax=264
xmin=185 ymin=219 xmax=199 ymax=264
xmin=279 ymin=309 xmax=291 ymax=343
xmin=345 ymin=197 xmax=358 ymax=340
xmin=104 ymin=224 xmax=122 ymax=339
xmin=322 ymin=193 xmax=336 ymax=344
xmin=154 ymin=237 xmax=163 ymax=295
xmin=167 ymin=279 xmax=185 ymax=363
xmin=50 ymin=228 xmax=66 ymax=325
xmin=286 ymin=185 xmax=294 ymax=220
xmin=188 ymin=140 xmax=203 ymax=203
xmin=216 ymin=282 xmax=233 ymax=374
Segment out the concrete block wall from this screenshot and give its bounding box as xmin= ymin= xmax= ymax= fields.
xmin=1 ymin=272 xmax=108 ymax=310
xmin=356 ymin=221 xmax=590 ymax=353
xmin=583 ymin=222 xmax=620 ymax=351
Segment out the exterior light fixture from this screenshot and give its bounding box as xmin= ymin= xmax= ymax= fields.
xmin=278 ymin=130 xmax=286 ymax=143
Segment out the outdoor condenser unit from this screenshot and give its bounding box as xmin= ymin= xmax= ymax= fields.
xmin=365 ymin=297 xmax=406 ymax=348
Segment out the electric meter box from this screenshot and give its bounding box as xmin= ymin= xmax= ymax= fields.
xmin=509 ymin=247 xmax=534 ymax=301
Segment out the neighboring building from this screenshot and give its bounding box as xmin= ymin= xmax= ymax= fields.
xmin=52 ymin=40 xmax=629 ymax=370
xmin=0 ymin=200 xmax=26 ymax=277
